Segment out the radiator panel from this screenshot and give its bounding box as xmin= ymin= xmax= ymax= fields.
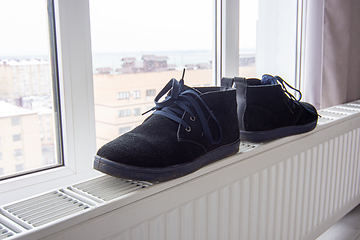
xmin=109 ymin=126 xmax=360 ymax=240
xmin=1 ymin=100 xmax=360 ymax=240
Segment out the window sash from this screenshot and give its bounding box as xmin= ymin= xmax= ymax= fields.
xmin=0 ymin=0 xmax=65 ymax=181
xmin=0 ymin=0 xmax=99 ymax=206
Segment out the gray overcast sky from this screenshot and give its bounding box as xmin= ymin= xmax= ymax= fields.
xmin=90 ymin=0 xmax=258 ymax=53
xmin=90 ymin=0 xmax=213 ymax=53
xmin=0 ymin=0 xmax=49 ymax=56
xmin=0 ymin=0 xmax=258 ymax=56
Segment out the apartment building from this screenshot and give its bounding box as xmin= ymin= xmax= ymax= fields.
xmin=0 ymin=101 xmax=42 ymax=177
xmin=93 ymin=68 xmax=212 ymax=148
xmin=0 ymin=59 xmax=51 ymax=99
xmin=37 ymin=106 xmax=56 ymax=165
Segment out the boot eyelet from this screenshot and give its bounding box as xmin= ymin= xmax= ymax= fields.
xmin=190 ymin=116 xmax=196 ymax=121
xmin=185 ymin=126 xmax=191 ymax=132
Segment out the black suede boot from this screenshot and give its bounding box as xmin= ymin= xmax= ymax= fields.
xmin=222 ymin=74 xmax=318 ymax=142
xmin=94 ymin=75 xmax=240 ymax=182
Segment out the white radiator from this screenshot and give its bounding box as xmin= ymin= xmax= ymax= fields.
xmin=1 ymin=100 xmax=360 ymax=240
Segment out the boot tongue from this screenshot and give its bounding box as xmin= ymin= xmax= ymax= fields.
xmin=261 ymin=74 xmax=278 ymax=85
xmin=150 ymin=78 xmax=222 ymax=144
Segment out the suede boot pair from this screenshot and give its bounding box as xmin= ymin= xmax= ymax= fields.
xmin=222 ymin=74 xmax=318 ymax=142
xmin=94 ymin=74 xmax=240 ymax=182
xmin=94 ymin=73 xmax=318 ymax=182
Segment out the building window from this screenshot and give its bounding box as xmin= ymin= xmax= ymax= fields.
xmin=133 ymin=108 xmax=141 ymax=116
xmin=118 ymin=109 xmax=131 ymax=117
xmin=119 ymin=126 xmax=132 ymax=135
xmin=13 ymin=134 xmax=21 ymax=142
xmin=133 ymin=91 xmax=141 ymax=99
xmin=117 ymin=91 xmax=130 ymax=100
xmin=146 ymin=89 xmax=156 ymax=97
xmin=14 ymin=149 xmax=22 ymax=157
xmin=11 ymin=117 xmax=20 ymax=126
xmin=15 ymin=164 xmax=23 ymax=172
xmin=0 ymin=152 xmax=2 ymax=160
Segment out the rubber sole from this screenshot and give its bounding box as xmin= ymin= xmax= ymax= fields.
xmin=240 ymin=120 xmax=317 ymax=143
xmin=94 ymin=139 xmax=240 ymax=183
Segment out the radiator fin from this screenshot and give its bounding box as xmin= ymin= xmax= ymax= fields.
xmin=317 ymin=101 xmax=360 ymax=125
xmin=0 ymin=223 xmax=14 ymax=240
xmin=239 ymin=142 xmax=260 ymax=152
xmin=3 ymin=191 xmax=91 ymax=228
xmin=72 ymin=175 xmax=152 ymax=201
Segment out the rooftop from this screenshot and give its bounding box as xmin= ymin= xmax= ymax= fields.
xmin=121 ymin=57 xmax=137 ymax=62
xmin=0 ymin=59 xmax=49 ymax=66
xmin=142 ymin=55 xmax=169 ymax=61
xmin=0 ymin=101 xmax=37 ymax=118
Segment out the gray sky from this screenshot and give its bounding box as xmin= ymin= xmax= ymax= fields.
xmin=90 ymin=0 xmax=258 ymax=53
xmin=0 ymin=0 xmax=49 ymax=56
xmin=0 ymin=0 xmax=258 ymax=56
xmin=90 ymin=0 xmax=213 ymax=53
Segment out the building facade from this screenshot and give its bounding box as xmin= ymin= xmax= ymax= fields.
xmin=0 ymin=59 xmax=51 ymax=99
xmin=93 ymin=69 xmax=212 ymax=149
xmin=0 ymin=101 xmax=43 ymax=177
xmin=0 ymin=59 xmax=55 ymax=178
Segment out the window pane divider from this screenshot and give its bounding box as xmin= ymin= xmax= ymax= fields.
xmin=221 ymin=0 xmax=239 ymax=79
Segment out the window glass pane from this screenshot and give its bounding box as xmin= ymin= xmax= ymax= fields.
xmin=239 ymin=0 xmax=258 ymax=78
xmin=90 ymin=0 xmax=214 ymax=149
xmin=12 ymin=134 xmax=21 ymax=142
xmin=240 ymin=0 xmax=298 ymax=86
xmin=0 ymin=0 xmax=62 ymax=179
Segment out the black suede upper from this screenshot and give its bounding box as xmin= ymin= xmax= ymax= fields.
xmin=239 ymin=78 xmax=318 ymax=132
xmin=96 ymin=87 xmax=239 ymax=168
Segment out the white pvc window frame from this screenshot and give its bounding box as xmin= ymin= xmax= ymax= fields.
xmin=0 ymin=0 xmax=301 ymax=205
xmin=213 ymin=0 xmax=239 ymax=85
